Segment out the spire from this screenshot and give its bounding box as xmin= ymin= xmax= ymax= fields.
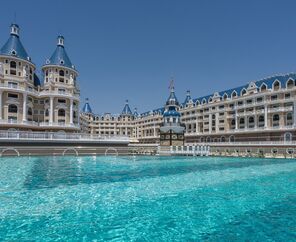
xmin=166 ymin=79 xmax=179 ymax=106
xmin=183 ymin=90 xmax=192 ymax=105
xmin=0 ymin=23 xmax=31 ymax=61
xmin=44 ymin=35 xmax=75 ymax=69
xmin=121 ymin=100 xmax=133 ymax=115
xmin=82 ymin=98 xmax=92 ymax=113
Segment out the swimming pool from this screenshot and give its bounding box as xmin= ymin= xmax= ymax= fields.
xmin=0 ymin=156 xmax=295 ymax=241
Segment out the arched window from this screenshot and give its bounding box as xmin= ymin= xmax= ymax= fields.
xmin=284 ymin=132 xmax=292 ymax=142
xmin=58 ymin=109 xmax=65 ymax=117
xmin=27 ymin=107 xmax=33 ymax=116
xmin=221 ymin=136 xmax=226 ymax=142
xmin=45 ymin=109 xmax=49 ymax=117
xmin=258 ymin=115 xmax=264 ymax=127
xmin=59 ymin=70 xmax=65 ymax=76
xmin=8 ymin=104 xmax=17 ymax=113
xmin=231 ymin=119 xmax=235 ymax=126
xmin=260 ymin=83 xmax=267 ymax=92
xmin=10 ymin=61 xmax=16 ymax=68
xmin=202 ymin=99 xmax=207 ymax=104
xmin=10 ymin=61 xmax=17 ymax=75
xmin=272 ymin=114 xmax=280 ymax=127
xmin=206 ymin=136 xmax=211 ymax=143
xmin=273 ymin=80 xmax=280 ymax=91
xmin=241 ymin=89 xmax=247 ymax=96
xmin=223 ymin=93 xmax=228 ymax=100
xmin=239 ymin=118 xmax=245 ymax=124
xmin=248 ymin=116 xmax=254 ymax=128
xmin=229 ymin=135 xmax=235 ymax=142
xmin=73 ymin=111 xmax=77 ymax=119
xmin=208 ymin=97 xmax=212 ymax=103
xmin=286 ymin=112 xmax=293 ymax=125
xmin=231 ymin=91 xmax=237 ymax=98
xmin=286 ymin=79 xmax=294 ymax=89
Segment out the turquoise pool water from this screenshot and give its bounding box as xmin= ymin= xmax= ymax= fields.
xmin=0 ymin=156 xmax=295 ymax=241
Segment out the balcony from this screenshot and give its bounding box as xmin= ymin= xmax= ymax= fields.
xmin=39 ymin=122 xmax=80 ymax=129
xmin=39 ymin=90 xmax=80 ymax=99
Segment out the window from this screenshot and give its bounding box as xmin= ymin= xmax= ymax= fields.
xmin=256 ymin=97 xmax=263 ymax=103
xmin=286 ymin=79 xmax=294 ymax=89
xmin=27 ymin=108 xmax=33 ymax=116
xmin=8 ymin=104 xmax=18 ymax=113
xmin=272 ymin=114 xmax=280 ymax=127
xmin=59 ymin=70 xmax=65 ymax=76
xmin=10 ymin=61 xmax=17 ymax=75
xmin=285 ymin=93 xmax=291 ymax=99
xmin=58 ymin=99 xmax=66 ymax=103
xmin=8 ymin=93 xmax=18 ymax=99
xmin=58 ymin=109 xmax=66 ymax=117
xmin=271 ymin=95 xmax=278 ymax=101
xmin=273 ymin=81 xmax=280 ymax=91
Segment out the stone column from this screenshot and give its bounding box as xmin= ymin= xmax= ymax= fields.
xmin=264 ymin=104 xmax=268 ymax=128
xmin=235 ymin=110 xmax=238 ymax=130
xmin=22 ymin=93 xmax=27 ymax=122
xmin=0 ymin=91 xmax=2 ymax=120
xmin=50 ymin=97 xmax=54 ymax=124
xmin=294 ymin=101 xmax=296 ymax=127
xmin=70 ymin=99 xmax=73 ymax=124
xmin=209 ymin=114 xmax=212 ymax=134
xmin=215 ymin=112 xmax=219 ymax=133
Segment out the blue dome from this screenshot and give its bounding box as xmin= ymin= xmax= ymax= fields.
xmin=44 ymin=36 xmax=74 ymax=69
xmin=0 ymin=24 xmax=31 ymax=62
xmin=163 ymin=107 xmax=181 ymax=117
xmin=82 ymin=99 xmax=92 ymax=113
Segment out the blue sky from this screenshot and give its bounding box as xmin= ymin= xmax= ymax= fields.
xmin=0 ymin=0 xmax=296 ymax=114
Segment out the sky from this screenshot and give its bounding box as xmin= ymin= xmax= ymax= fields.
xmin=0 ymin=0 xmax=296 ymax=114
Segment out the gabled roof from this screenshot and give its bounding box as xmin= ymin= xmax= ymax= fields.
xmin=44 ymin=36 xmax=74 ymax=70
xmin=82 ymin=99 xmax=92 ymax=113
xmin=121 ymin=100 xmax=133 ymax=115
xmin=0 ymin=24 xmax=31 ymax=62
xmin=193 ymin=73 xmax=296 ymax=104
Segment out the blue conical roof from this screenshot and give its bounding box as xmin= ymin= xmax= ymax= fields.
xmin=0 ymin=24 xmax=31 ymax=62
xmin=82 ymin=98 xmax=92 ymax=113
xmin=166 ymin=86 xmax=179 ymax=106
xmin=183 ymin=90 xmax=192 ymax=105
xmin=45 ymin=36 xmax=74 ymax=69
xmin=121 ymin=100 xmax=132 ymax=115
xmin=133 ymin=108 xmax=139 ymax=117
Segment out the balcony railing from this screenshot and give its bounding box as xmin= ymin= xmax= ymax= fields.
xmin=0 ymin=130 xmax=129 ymax=142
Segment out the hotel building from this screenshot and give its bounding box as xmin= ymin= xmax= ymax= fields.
xmin=0 ymin=24 xmax=80 ymax=133
xmin=81 ymin=73 xmax=296 ymax=144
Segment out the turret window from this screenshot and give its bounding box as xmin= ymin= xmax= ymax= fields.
xmin=8 ymin=104 xmax=18 ymax=113
xmin=10 ymin=61 xmax=16 ymax=75
xmin=58 ymin=109 xmax=66 ymax=117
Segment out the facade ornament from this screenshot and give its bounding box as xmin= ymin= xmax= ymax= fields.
xmin=0 ymin=62 xmax=3 ymax=75
xmin=22 ymin=66 xmax=27 ymax=78
xmin=70 ymin=74 xmax=74 ymax=84
xmin=49 ymin=72 xmax=54 ymax=82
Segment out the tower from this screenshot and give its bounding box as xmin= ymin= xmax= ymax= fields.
xmin=159 ymin=81 xmax=185 ymax=146
xmin=41 ymin=35 xmax=80 ymax=130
